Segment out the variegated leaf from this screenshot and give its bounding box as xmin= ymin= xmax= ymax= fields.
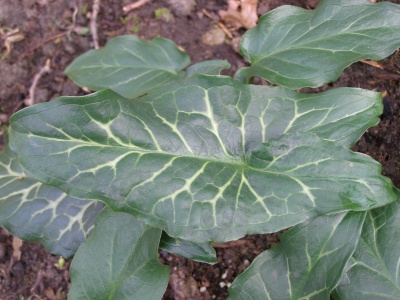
xmin=228 ymin=212 xmax=366 ymax=300
xmin=0 ymin=146 xmax=104 ymax=258
xmin=9 ymin=75 xmax=396 ymax=243
xmin=236 ymin=0 xmax=400 ymax=88
xmin=332 ymin=190 xmax=400 ymax=299
xmin=65 ymin=35 xmax=190 ymax=99
xmin=186 ymin=60 xmax=231 ymax=77
xmin=69 ymin=208 xmax=169 ymax=299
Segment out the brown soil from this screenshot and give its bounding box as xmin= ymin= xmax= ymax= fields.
xmin=0 ymin=0 xmax=399 ymax=299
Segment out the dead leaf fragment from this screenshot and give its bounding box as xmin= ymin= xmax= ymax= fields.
xmin=219 ymin=0 xmax=258 ymax=30
xmin=12 ymin=236 xmax=22 ymax=261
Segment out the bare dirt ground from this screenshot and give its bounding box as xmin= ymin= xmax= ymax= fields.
xmin=0 ymin=0 xmax=399 ymax=299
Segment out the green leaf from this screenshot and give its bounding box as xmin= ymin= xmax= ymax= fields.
xmin=332 ymin=190 xmax=400 ymax=299
xmin=0 ymin=146 xmax=104 ymax=258
xmin=159 ymin=231 xmax=217 ymax=264
xmin=69 ymin=208 xmax=169 ymax=300
xmin=9 ymin=76 xmax=395 ymax=243
xmin=228 ymin=212 xmax=366 ymax=300
xmin=186 ymin=60 xmax=231 ymax=77
xmin=65 ymin=35 xmax=190 ymax=98
xmin=236 ymin=0 xmax=400 ymax=88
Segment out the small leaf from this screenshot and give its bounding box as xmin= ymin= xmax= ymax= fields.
xmin=160 ymin=231 xmax=217 ymax=264
xmin=69 ymin=208 xmax=169 ymax=300
xmin=0 ymin=146 xmax=104 ymax=258
xmin=186 ymin=60 xmax=231 ymax=77
xmin=65 ymin=35 xmax=190 ymax=98
xmin=332 ymin=190 xmax=400 ymax=299
xmin=236 ymin=0 xmax=400 ymax=88
xmin=228 ymin=212 xmax=366 ymax=300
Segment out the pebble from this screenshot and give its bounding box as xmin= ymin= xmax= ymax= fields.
xmin=199 ymin=286 xmax=207 ymax=293
xmin=243 ymin=259 xmax=250 ymax=267
xmin=202 ymin=27 xmax=226 ymax=46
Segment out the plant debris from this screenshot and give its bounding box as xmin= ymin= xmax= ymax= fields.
xmin=219 ymin=0 xmax=258 ymax=30
xmin=164 ymin=0 xmax=196 ymax=17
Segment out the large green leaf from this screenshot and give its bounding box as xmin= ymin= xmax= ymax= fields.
xmin=332 ymin=191 xmax=400 ymax=299
xmin=9 ymin=75 xmax=395 ymax=243
xmin=69 ymin=208 xmax=169 ymax=300
xmin=160 ymin=232 xmax=217 ymax=264
xmin=0 ymin=146 xmax=104 ymax=258
xmin=228 ymin=212 xmax=366 ymax=300
xmin=65 ymin=35 xmax=190 ymax=98
xmin=236 ymin=0 xmax=400 ymax=88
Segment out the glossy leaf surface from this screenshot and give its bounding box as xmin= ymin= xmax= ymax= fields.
xmin=160 ymin=232 xmax=217 ymax=264
xmin=236 ymin=0 xmax=400 ymax=88
xmin=333 ymin=191 xmax=400 ymax=300
xmin=186 ymin=60 xmax=231 ymax=77
xmin=9 ymin=76 xmax=395 ymax=243
xmin=228 ymin=212 xmax=366 ymax=300
xmin=0 ymin=147 xmax=104 ymax=258
xmin=65 ymin=35 xmax=190 ymax=98
xmin=69 ymin=208 xmax=169 ymax=299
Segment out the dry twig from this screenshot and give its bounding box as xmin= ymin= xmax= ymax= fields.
xmin=123 ymin=0 xmax=152 ymax=13
xmin=202 ymin=9 xmax=233 ymax=38
xmin=30 ymin=270 xmax=44 ymax=295
xmin=90 ymin=0 xmax=101 ymax=49
xmin=25 ymin=59 xmax=51 ymax=106
xmin=12 ymin=236 xmax=22 ymax=261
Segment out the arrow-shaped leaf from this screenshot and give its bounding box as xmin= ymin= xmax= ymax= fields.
xmin=9 ymin=76 xmax=395 ymax=243
xmin=65 ymin=35 xmax=190 ymax=98
xmin=236 ymin=0 xmax=400 ymax=88
xmin=69 ymin=208 xmax=169 ymax=300
xmin=0 ymin=146 xmax=104 ymax=258
xmin=228 ymin=212 xmax=366 ymax=300
xmin=332 ymin=190 xmax=400 ymax=299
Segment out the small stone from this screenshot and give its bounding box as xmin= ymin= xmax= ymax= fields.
xmin=219 ymin=282 xmax=226 ymax=288
xmin=202 ymin=27 xmax=226 ymax=46
xmin=221 ymin=270 xmax=228 ymax=279
xmin=243 ymin=259 xmax=250 ymax=267
xmin=199 ymin=286 xmax=207 ymax=293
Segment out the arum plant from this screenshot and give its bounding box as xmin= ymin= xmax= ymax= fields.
xmin=2 ymin=0 xmax=400 ymax=298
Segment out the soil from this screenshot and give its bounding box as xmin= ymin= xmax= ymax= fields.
xmin=0 ymin=0 xmax=399 ymax=299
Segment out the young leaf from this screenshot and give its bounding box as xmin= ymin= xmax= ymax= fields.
xmin=186 ymin=60 xmax=231 ymax=77
xmin=236 ymin=0 xmax=400 ymax=88
xmin=69 ymin=208 xmax=169 ymax=300
xmin=9 ymin=76 xmax=395 ymax=243
xmin=0 ymin=146 xmax=104 ymax=258
xmin=160 ymin=232 xmax=217 ymax=264
xmin=332 ymin=190 xmax=400 ymax=299
xmin=228 ymin=212 xmax=366 ymax=300
xmin=65 ymin=35 xmax=190 ymax=98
